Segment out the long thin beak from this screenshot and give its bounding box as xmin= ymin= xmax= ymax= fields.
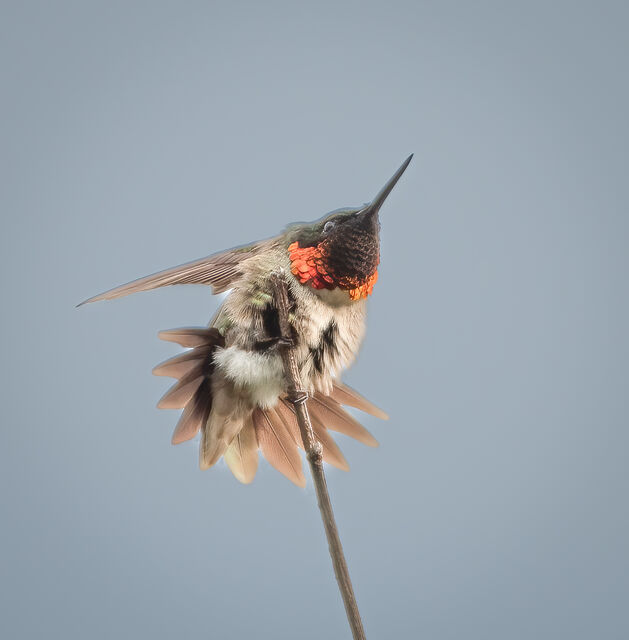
xmin=362 ymin=154 xmax=413 ymax=218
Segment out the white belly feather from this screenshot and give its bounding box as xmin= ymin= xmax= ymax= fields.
xmin=211 ymin=247 xmax=368 ymax=408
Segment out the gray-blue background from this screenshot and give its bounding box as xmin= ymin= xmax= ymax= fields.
xmin=2 ymin=1 xmax=627 ymax=638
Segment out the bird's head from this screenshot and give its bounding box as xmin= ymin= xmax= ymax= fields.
xmin=286 ymin=154 xmax=412 ymax=301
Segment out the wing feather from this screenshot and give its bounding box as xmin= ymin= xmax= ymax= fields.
xmin=78 ymin=243 xmax=265 ymax=305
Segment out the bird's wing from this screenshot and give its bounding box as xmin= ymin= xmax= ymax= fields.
xmin=78 ymin=241 xmax=267 ymax=305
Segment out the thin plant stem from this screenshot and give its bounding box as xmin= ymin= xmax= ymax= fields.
xmin=270 ymin=273 xmax=367 ymax=640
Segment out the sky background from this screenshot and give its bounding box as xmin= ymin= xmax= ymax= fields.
xmin=1 ymin=1 xmax=628 ymax=638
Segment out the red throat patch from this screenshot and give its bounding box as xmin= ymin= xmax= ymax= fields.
xmin=288 ymin=241 xmax=378 ymax=300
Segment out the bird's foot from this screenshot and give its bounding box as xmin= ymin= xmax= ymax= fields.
xmin=253 ymin=335 xmax=294 ymax=352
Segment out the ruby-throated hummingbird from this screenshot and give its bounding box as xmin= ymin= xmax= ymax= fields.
xmin=80 ymin=155 xmax=413 ymax=486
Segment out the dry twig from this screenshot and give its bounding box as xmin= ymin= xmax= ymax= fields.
xmin=270 ymin=273 xmax=366 ymax=640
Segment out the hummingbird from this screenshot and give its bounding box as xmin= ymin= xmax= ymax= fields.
xmin=80 ymin=155 xmax=412 ymax=486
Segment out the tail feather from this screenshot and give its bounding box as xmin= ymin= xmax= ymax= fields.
xmin=153 ymin=325 xmax=386 ymax=486
xmin=330 ymin=382 xmax=389 ymax=420
xmin=309 ymin=393 xmax=379 ymax=447
xmin=278 ymin=399 xmax=349 ymax=470
xmin=310 ymin=416 xmax=350 ymax=471
xmin=158 ymin=327 xmax=221 ymax=348
xmin=224 ymin=420 xmax=259 ymax=484
xmin=157 ymin=374 xmax=204 ymax=409
xmin=253 ymin=408 xmax=305 ymax=487
xmin=154 ymin=326 xmax=224 ymax=445
xmin=152 ymin=347 xmax=210 ymax=378
xmin=274 ymin=400 xmax=301 ymax=443
xmin=171 ymin=379 xmax=212 ymax=444
xmin=200 ymin=413 xmax=244 ymax=470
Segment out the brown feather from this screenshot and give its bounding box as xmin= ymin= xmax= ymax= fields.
xmin=330 ymin=382 xmax=389 ymax=420
xmin=199 ymin=413 xmax=244 ymax=470
xmin=171 ymin=380 xmax=212 ymax=444
xmin=152 ymin=347 xmax=209 ymax=378
xmin=277 ymin=399 xmax=349 ymax=470
xmin=253 ymin=408 xmax=305 ymax=487
xmin=77 ymin=243 xmax=264 ymax=306
xmin=158 ymin=328 xmax=219 ymax=348
xmin=224 ymin=420 xmax=259 ymax=484
xmin=157 ymin=374 xmax=204 ymax=409
xmin=274 ymin=400 xmax=302 ymax=445
xmin=310 ymin=417 xmax=350 ymax=471
xmin=309 ymin=394 xmax=379 ymax=447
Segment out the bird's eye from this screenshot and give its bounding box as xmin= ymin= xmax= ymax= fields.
xmin=323 ymin=221 xmax=336 ymax=233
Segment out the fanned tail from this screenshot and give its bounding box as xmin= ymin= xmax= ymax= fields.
xmin=276 ymin=399 xmax=349 ymax=471
xmin=154 ymin=330 xmax=385 ymax=486
xmin=153 ymin=327 xmax=224 ymax=445
xmin=329 ymin=381 xmax=389 ymax=421
xmin=201 ymin=412 xmax=244 ymax=471
xmin=253 ymin=407 xmax=306 ymax=487
xmin=224 ymin=419 xmax=258 ymax=484
xmin=309 ymin=390 xmax=380 ymax=447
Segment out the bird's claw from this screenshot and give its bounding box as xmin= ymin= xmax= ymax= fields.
xmin=253 ymin=335 xmax=294 ymax=352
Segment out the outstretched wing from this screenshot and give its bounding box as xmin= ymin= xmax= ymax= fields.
xmin=78 ymin=241 xmax=266 ymax=305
